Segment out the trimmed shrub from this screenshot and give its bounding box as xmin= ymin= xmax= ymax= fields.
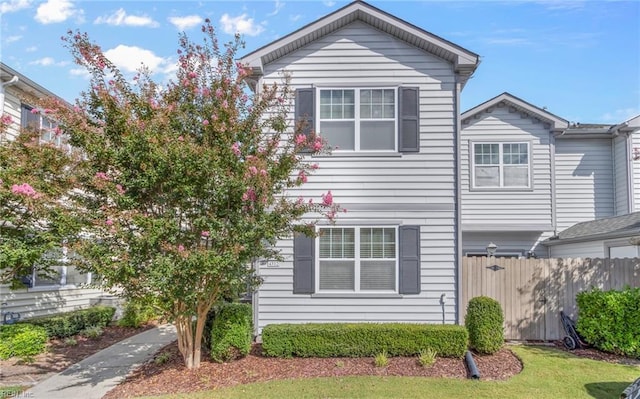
xmin=23 ymin=306 xmax=115 ymax=338
xmin=118 ymin=300 xmax=158 ymax=328
xmin=262 ymin=323 xmax=468 ymax=358
xmin=0 ymin=324 xmax=48 ymax=360
xmin=576 ymin=287 xmax=640 ymax=358
xmin=210 ymin=303 xmax=253 ymax=362
xmin=465 ymin=296 xmax=504 ymax=354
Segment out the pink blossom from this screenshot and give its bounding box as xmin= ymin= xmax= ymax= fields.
xmin=105 ymin=219 xmax=114 ymax=226
xmin=11 ymin=183 xmax=39 ymax=198
xmin=201 ymin=231 xmax=210 ymax=237
xmin=295 ymin=134 xmax=306 ymax=145
xmin=202 ymin=119 xmax=209 ymax=126
xmin=296 ymin=196 xmax=304 ymax=204
xmin=311 ymin=163 xmax=319 ymax=170
xmin=178 ymin=244 xmax=185 ymax=252
xmin=188 ymin=72 xmax=197 ymax=79
xmin=178 ymin=135 xmax=184 ymax=142
xmin=313 ymin=138 xmax=323 ymax=152
xmin=215 ymin=88 xmax=223 ymax=98
xmin=260 ymin=169 xmax=267 ymax=176
xmin=248 ymin=166 xmax=258 ymax=175
xmin=242 ymin=188 xmax=256 ymax=202
xmin=0 ymin=114 xmax=12 ymax=125
xmin=221 ymin=100 xmax=228 ymax=109
xmin=53 ymin=126 xmax=63 ymax=136
xmin=231 ymin=142 xmax=241 ymax=156
xmin=43 ymin=108 xmax=53 ymax=114
xmin=321 ymin=190 xmax=333 ymax=206
xmin=30 ymin=108 xmax=40 ymax=114
xmin=298 ymin=170 xmax=308 ymax=183
xmin=95 ymin=172 xmax=110 ymax=181
xmin=115 ymin=184 xmax=125 ymax=195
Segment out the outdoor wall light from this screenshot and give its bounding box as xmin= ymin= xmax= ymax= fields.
xmin=486 ymin=242 xmax=498 ymax=257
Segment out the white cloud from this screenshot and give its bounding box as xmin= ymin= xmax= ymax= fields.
xmin=322 ymin=1 xmax=336 ymax=7
xmin=94 ymin=8 xmax=159 ymax=27
xmin=168 ymin=15 xmax=203 ymax=31
xmin=104 ymin=45 xmax=167 ymax=74
xmin=4 ymin=35 xmax=22 ymax=43
xmin=289 ymin=14 xmax=302 ymax=22
xmin=219 ymin=13 xmax=265 ymax=37
xmin=35 ymin=0 xmax=83 ymax=24
xmin=0 ymin=0 xmax=30 ymax=14
xmin=267 ymin=0 xmax=284 ymax=17
xmin=600 ymin=107 xmax=640 ymax=124
xmin=25 ymin=45 xmax=37 ymax=52
xmin=29 ymin=57 xmax=69 ymax=66
xmin=535 ymin=0 xmax=585 ymax=11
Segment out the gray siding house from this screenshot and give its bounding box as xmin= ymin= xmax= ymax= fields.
xmin=1 ymin=62 xmax=107 ymax=320
xmin=461 ymin=92 xmax=640 ymax=258
xmin=240 ymin=1 xmax=479 ymax=333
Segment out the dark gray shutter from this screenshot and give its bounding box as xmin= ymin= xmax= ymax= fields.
xmin=399 ymin=225 xmax=421 ymax=294
xmin=399 ymin=87 xmax=419 ymax=153
xmin=295 ymin=88 xmax=315 ymax=139
xmin=293 ymin=232 xmax=314 ymax=294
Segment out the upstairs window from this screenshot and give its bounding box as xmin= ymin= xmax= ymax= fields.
xmin=318 ymin=88 xmax=397 ymax=152
xmin=21 ymin=104 xmax=71 ymax=152
xmin=472 ymin=142 xmax=530 ymax=188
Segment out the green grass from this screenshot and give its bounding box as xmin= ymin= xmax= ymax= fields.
xmin=141 ymin=346 xmax=639 ymax=399
xmin=0 ymin=386 xmax=26 ymax=398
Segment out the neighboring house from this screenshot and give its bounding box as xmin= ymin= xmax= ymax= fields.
xmin=0 ymin=62 xmax=107 ymax=321
xmin=460 ymin=92 xmax=640 ymax=258
xmin=543 ymin=212 xmax=640 ymax=258
xmin=240 ymin=0 xmax=479 ymax=333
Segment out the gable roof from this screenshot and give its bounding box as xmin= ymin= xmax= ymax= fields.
xmin=239 ymin=0 xmax=479 ymax=84
xmin=461 ymin=92 xmax=569 ymax=131
xmin=1 ymin=62 xmax=61 ymax=101
xmin=543 ymin=212 xmax=640 ymax=246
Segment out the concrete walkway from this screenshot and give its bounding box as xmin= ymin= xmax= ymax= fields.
xmin=25 ymin=323 xmax=176 ymax=399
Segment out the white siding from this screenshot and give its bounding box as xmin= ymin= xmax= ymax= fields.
xmin=2 ymin=85 xmax=23 ymax=139
xmin=548 ymin=241 xmax=606 ymax=258
xmin=613 ymin=134 xmax=630 ymax=215
xmin=460 ymin=106 xmax=553 ymax=227
xmin=554 ymin=138 xmax=614 ymax=231
xmin=462 ymin=231 xmax=554 ymax=258
xmin=633 ymin=132 xmax=640 ymax=211
xmin=254 ymin=21 xmax=459 ymax=333
xmin=0 ymin=286 xmax=106 ymax=320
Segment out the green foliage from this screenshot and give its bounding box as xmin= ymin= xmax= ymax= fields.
xmin=0 ymin=323 xmax=48 ymax=360
xmin=118 ymin=299 xmax=158 ymax=328
xmin=210 ymin=303 xmax=253 ymax=363
xmin=23 ymin=306 xmax=115 ymax=338
xmin=154 ymin=351 xmax=172 ymax=365
xmin=261 ymin=323 xmax=468 ymax=358
xmin=576 ymin=287 xmax=640 ymax=358
xmin=465 ymin=296 xmax=504 ymax=354
xmin=418 ymin=348 xmax=437 ymax=367
xmin=80 ymin=325 xmax=103 ymax=338
xmin=45 ymin=19 xmax=340 ymax=369
xmin=64 ymin=337 xmax=78 ymax=346
xmin=374 ymin=350 xmax=389 ymax=367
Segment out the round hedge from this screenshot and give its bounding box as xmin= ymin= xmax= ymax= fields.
xmin=465 ymin=296 xmax=504 ymax=354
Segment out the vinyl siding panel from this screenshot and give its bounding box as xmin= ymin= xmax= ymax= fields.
xmin=0 ymin=286 xmax=106 ymax=320
xmin=633 ymin=132 xmax=640 ymax=211
xmin=2 ymin=85 xmax=23 ymax=139
xmin=555 ymin=138 xmax=614 ymax=231
xmin=462 ymin=231 xmax=554 ymax=258
xmin=548 ymin=241 xmax=606 ymax=258
xmin=254 ymin=21 xmax=458 ymax=333
xmin=613 ymin=135 xmax=630 ymax=215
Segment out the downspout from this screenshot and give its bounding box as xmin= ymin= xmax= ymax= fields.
xmin=626 ymin=132 xmax=634 ymax=212
xmin=454 ymin=74 xmax=463 ymax=325
xmin=550 ymin=132 xmax=557 ymax=236
xmin=0 ymin=75 xmax=20 ymax=116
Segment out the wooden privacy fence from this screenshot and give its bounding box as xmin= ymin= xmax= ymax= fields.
xmin=461 ymin=257 xmax=640 ymax=341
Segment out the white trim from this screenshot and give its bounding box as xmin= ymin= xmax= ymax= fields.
xmin=470 ymin=140 xmax=532 ymax=189
xmin=315 ymin=226 xmax=399 ymax=294
xmin=316 ymin=87 xmax=398 ymax=153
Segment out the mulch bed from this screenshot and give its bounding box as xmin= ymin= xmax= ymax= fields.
xmin=103 ymin=342 xmax=523 ymax=399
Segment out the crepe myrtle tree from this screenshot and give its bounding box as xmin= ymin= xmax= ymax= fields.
xmin=0 ymin=114 xmax=81 ymax=289
xmin=45 ymin=21 xmax=341 ymax=369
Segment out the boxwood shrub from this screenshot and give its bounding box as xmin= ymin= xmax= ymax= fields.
xmin=22 ymin=306 xmax=116 ymax=338
xmin=576 ymin=287 xmax=640 ymax=358
xmin=118 ymin=300 xmax=158 ymax=328
xmin=465 ymin=296 xmax=504 ymax=354
xmin=0 ymin=324 xmax=48 ymax=360
xmin=261 ymin=323 xmax=468 ymax=358
xmin=210 ymin=303 xmax=253 ymax=362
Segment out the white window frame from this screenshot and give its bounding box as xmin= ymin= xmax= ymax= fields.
xmin=315 ymin=226 xmax=399 ymax=293
xmin=471 ymin=141 xmax=531 ymax=189
xmin=21 ymin=104 xmax=73 ymax=153
xmin=316 ymin=87 xmax=398 ymax=152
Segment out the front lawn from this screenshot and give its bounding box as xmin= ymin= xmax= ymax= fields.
xmin=143 ymin=346 xmax=639 ymax=399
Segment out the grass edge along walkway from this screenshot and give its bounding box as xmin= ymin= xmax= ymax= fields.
xmin=142 ymin=346 xmax=639 ymax=399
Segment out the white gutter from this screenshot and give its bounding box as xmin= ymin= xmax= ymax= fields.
xmin=0 ymin=75 xmax=19 ymax=116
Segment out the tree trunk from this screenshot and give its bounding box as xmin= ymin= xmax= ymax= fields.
xmin=174 ymin=303 xmax=212 ymax=369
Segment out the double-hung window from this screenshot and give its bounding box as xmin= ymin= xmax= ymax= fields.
xmin=318 ymin=88 xmax=397 ymax=151
xmin=318 ymin=227 xmax=397 ymax=292
xmin=472 ymin=142 xmax=530 ymax=188
xmin=21 ymin=104 xmax=71 ymax=152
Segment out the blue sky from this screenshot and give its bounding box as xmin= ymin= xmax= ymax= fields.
xmin=1 ymin=0 xmax=639 ymax=124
